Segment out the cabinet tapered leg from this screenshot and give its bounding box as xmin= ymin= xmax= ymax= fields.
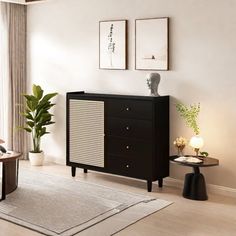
xmin=71 ymin=167 xmax=76 ymax=177
xmin=147 ymin=180 xmax=152 ymax=192
xmin=158 ymin=178 xmax=163 ymax=188
xmin=84 ymin=169 xmax=88 ymax=173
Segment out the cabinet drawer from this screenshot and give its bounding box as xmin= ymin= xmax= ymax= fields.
xmin=106 ymin=99 xmax=152 ymax=120
xmin=106 ymin=118 xmax=152 ymax=139
xmin=107 ymin=136 xmax=152 ymax=159
xmin=107 ymin=156 xmax=151 ymax=179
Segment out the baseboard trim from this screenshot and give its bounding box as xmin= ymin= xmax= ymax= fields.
xmin=43 ymin=159 xmax=236 ymax=198
xmin=165 ymin=177 xmax=236 ymax=198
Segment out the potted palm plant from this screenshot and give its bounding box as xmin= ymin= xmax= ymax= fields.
xmin=20 ymin=84 xmax=58 ymax=165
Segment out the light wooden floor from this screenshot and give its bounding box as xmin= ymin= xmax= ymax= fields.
xmin=0 ymin=161 xmax=236 ymax=236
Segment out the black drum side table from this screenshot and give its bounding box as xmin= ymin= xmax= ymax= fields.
xmin=0 ymin=152 xmax=22 ymax=201
xmin=170 ymin=156 xmax=219 ymax=201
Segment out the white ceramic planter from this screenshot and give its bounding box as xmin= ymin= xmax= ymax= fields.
xmin=29 ymin=152 xmax=44 ymax=166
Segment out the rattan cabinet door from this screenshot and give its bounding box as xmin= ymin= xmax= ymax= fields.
xmin=69 ymin=99 xmax=104 ymax=167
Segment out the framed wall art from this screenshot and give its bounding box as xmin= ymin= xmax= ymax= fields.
xmin=99 ymin=20 xmax=127 ymax=70
xmin=135 ymin=17 xmax=169 ymax=71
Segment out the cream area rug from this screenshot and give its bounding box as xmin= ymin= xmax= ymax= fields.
xmin=0 ymin=169 xmax=172 ymax=236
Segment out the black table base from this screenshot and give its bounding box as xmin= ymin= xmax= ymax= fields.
xmin=183 ymin=167 xmax=208 ymax=201
xmin=170 ymin=155 xmax=219 ymax=201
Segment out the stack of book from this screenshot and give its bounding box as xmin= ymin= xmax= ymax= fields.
xmin=174 ymin=156 xmax=203 ymax=163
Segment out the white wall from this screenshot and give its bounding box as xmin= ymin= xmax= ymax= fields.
xmin=27 ymin=0 xmax=236 ymax=189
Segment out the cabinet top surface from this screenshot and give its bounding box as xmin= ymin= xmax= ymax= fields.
xmin=67 ymin=91 xmax=169 ymax=100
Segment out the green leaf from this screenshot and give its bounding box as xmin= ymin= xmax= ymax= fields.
xmin=26 ymin=99 xmax=39 ymax=112
xmin=35 ymin=102 xmax=54 ymax=119
xmin=44 ymin=121 xmax=55 ymax=126
xmin=41 ymin=132 xmax=50 ymax=136
xmin=41 ymin=93 xmax=58 ymax=104
xmin=24 ymin=127 xmax=32 ymax=133
xmin=37 ymin=127 xmax=47 ymax=137
xmin=200 ymin=151 xmax=209 ymax=157
xmin=33 ymin=84 xmax=44 ymax=100
xmin=40 ymin=113 xmax=52 ymax=124
xmin=35 ymin=109 xmax=47 ymax=123
xmin=20 ymin=112 xmax=28 ymax=117
xmin=26 ymin=100 xmax=33 ymax=111
xmin=26 ymin=113 xmax=34 ymax=121
xmin=23 ymin=94 xmax=33 ymax=101
xmin=23 ymin=95 xmax=38 ymax=103
xmin=20 ymin=112 xmax=34 ymax=121
xmin=26 ymin=121 xmax=34 ymax=128
xmin=176 ymin=102 xmax=200 ymax=135
xmin=44 ymin=103 xmax=55 ymax=111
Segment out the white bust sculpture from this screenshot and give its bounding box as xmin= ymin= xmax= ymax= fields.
xmin=146 ymin=73 xmax=161 ymax=96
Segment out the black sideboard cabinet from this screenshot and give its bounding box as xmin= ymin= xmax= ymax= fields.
xmin=66 ymin=92 xmax=169 ymax=192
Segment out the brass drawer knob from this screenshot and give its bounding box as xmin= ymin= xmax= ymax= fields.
xmin=126 ymin=107 xmax=131 ymax=111
xmin=126 ymin=145 xmax=130 ymax=150
xmin=126 ymin=126 xmax=130 ymax=131
xmin=126 ymin=164 xmax=130 ymax=168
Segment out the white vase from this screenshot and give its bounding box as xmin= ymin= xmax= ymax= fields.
xmin=29 ymin=151 xmax=44 ymax=166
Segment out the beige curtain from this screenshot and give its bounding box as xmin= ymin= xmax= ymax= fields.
xmin=0 ymin=2 xmax=28 ymax=159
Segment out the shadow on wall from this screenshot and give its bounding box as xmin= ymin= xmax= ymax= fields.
xmin=54 ymin=93 xmax=66 ymax=146
xmin=41 ymin=93 xmax=66 ymax=163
